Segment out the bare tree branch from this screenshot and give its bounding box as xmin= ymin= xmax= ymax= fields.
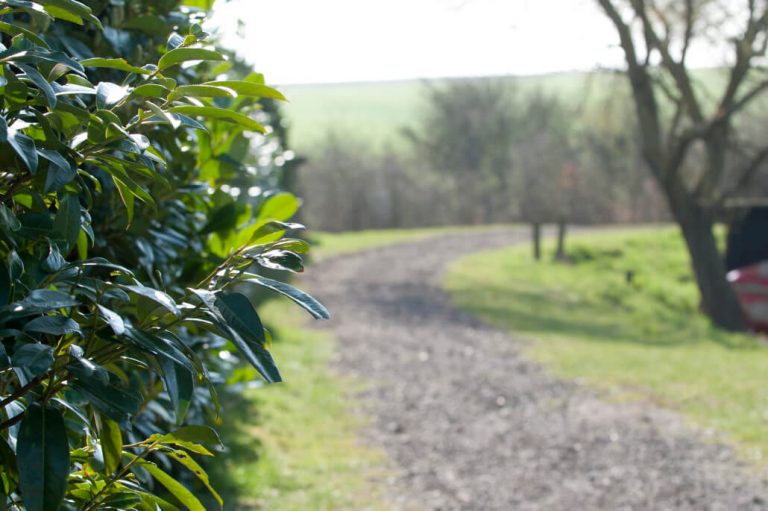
xmin=629 ymin=0 xmax=704 ymax=122
xmin=717 ymin=6 xmax=768 ymax=114
xmin=726 ymin=144 xmax=768 ymax=197
xmin=680 ymin=0 xmax=695 ymax=64
xmin=597 ymin=0 xmax=665 ymax=175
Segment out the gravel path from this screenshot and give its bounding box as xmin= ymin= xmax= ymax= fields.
xmin=304 ymin=228 xmax=768 ymax=511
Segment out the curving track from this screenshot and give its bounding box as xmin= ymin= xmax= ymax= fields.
xmin=304 ymin=228 xmax=768 ymax=511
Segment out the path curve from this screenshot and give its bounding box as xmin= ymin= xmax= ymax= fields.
xmin=304 ymin=228 xmax=768 ymax=511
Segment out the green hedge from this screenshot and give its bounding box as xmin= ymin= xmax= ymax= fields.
xmin=0 ymin=1 xmax=326 ymax=509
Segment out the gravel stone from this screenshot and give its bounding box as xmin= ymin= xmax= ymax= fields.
xmin=303 ymin=228 xmax=768 ymax=510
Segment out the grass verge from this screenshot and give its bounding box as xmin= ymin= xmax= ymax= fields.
xmin=209 ymin=300 xmax=392 ymax=511
xmin=444 ymin=227 xmax=768 ymax=462
xmin=311 ymin=224 xmax=509 ymax=261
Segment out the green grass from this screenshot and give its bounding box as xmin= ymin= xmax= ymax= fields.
xmin=208 ymin=300 xmax=392 ymax=511
xmin=444 ymin=227 xmax=768 ymax=462
xmin=310 ymin=225 xmax=508 ymax=261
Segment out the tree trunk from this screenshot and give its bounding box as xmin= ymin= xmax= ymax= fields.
xmin=532 ymin=223 xmax=542 ymax=261
xmin=555 ymin=220 xmax=567 ymax=260
xmin=673 ymin=200 xmax=747 ymax=332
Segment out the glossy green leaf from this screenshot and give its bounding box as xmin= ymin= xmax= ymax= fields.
xmin=96 ymin=82 xmax=128 ymax=109
xmin=160 ymin=357 xmax=194 ymax=425
xmin=39 ymin=149 xmax=76 ymax=193
xmin=122 ymin=284 xmax=179 ymax=316
xmin=0 ymin=22 xmax=49 ymax=49
xmin=166 ymin=449 xmax=222 ymax=510
xmin=80 ymin=57 xmax=150 ymax=74
xmin=270 ymin=238 xmax=311 ymax=254
xmin=11 ymin=344 xmax=54 ymax=375
xmin=203 ymin=80 xmax=287 ymax=101
xmin=168 ymin=84 xmax=236 ymax=101
xmin=8 ymin=130 xmax=38 ymax=173
xmin=245 ymin=275 xmax=330 ymax=320
xmin=0 ymin=204 xmax=21 ymax=232
xmin=38 ymin=0 xmax=93 ymax=18
xmin=43 ymin=5 xmax=82 ymax=24
xmin=257 ymin=193 xmax=299 ymax=222
xmin=247 ymin=221 xmax=304 ymax=244
xmin=0 ymin=435 xmax=18 ymax=496
xmin=69 ymin=371 xmax=142 ymax=424
xmin=100 ymin=492 xmax=142 ymax=509
xmin=122 ymin=14 xmax=171 ymax=36
xmin=18 ymin=213 xmax=54 ymax=240
xmin=24 ymin=316 xmax=81 ymax=336
xmin=159 ymin=426 xmax=222 ymax=449
xmin=168 ymin=106 xmax=265 ymax=132
xmin=166 ymin=33 xmax=185 ymax=50
xmin=254 ymin=249 xmax=304 ymax=273
xmin=112 ymin=176 xmax=135 ymax=224
xmin=8 ymin=250 xmax=24 ymax=280
xmin=16 ymin=404 xmax=70 ymax=511
xmin=97 ymin=305 xmax=125 ymax=335
xmin=18 ymin=64 xmax=56 ymax=108
xmin=41 ymin=243 xmax=66 ymax=272
xmin=157 ymin=48 xmax=224 ymax=71
xmin=123 ymin=327 xmax=192 ymax=370
xmin=123 ymin=453 xmax=206 ymax=511
xmin=0 ymin=290 xmax=79 ymax=318
xmin=214 ymin=292 xmax=281 ymax=383
xmin=51 ymin=193 xmax=81 ymax=252
xmin=131 ymin=83 xmax=169 ymax=98
xmin=99 ymin=416 xmax=122 ymax=475
xmin=200 ymin=202 xmax=246 ymax=234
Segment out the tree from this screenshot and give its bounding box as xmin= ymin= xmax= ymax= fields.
xmin=596 ymin=0 xmax=768 ymax=331
xmin=514 ymin=92 xmax=575 ymax=260
xmin=405 ymin=79 xmax=519 ymax=224
xmin=0 ymin=1 xmax=327 ymax=509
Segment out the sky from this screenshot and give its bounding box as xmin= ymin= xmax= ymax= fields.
xmin=209 ymin=0 xmax=723 ymax=85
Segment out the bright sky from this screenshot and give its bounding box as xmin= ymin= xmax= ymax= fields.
xmin=209 ymin=0 xmax=628 ymax=84
xmin=209 ymin=0 xmax=716 ymax=85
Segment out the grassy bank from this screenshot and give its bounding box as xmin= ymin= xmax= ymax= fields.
xmin=444 ymin=227 xmax=768 ymax=461
xmin=209 ymin=300 xmax=391 ymax=511
xmin=310 ymin=224 xmax=508 ymax=261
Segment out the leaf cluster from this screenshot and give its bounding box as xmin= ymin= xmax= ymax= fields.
xmin=0 ymin=1 xmax=326 ymax=509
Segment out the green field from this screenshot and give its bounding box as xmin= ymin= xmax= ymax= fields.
xmin=444 ymin=228 xmax=768 ymax=462
xmin=281 ymin=72 xmax=625 ymax=151
xmin=280 ymin=69 xmax=735 ymax=151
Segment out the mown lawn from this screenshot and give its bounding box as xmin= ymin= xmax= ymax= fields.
xmin=444 ymin=227 xmax=768 ymax=462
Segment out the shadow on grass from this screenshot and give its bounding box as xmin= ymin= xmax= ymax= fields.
xmin=459 ymin=285 xmax=758 ymax=351
xmin=204 ymin=391 xmax=265 ymax=511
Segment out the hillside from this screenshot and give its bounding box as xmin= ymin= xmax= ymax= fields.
xmin=278 ymin=69 xmax=735 ymax=152
xmin=279 ymin=72 xmax=625 ymax=151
